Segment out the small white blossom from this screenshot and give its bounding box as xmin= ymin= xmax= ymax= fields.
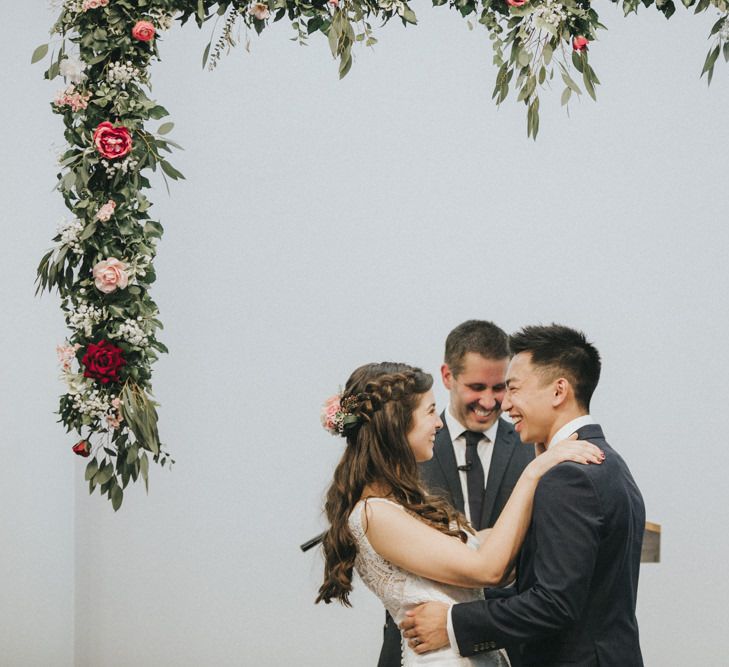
xmin=57 ymin=217 xmax=85 ymax=254
xmin=100 ymin=155 xmax=140 ymax=178
xmin=66 ymin=302 xmax=105 ymax=338
xmin=106 ymin=60 xmax=143 ymax=87
xmin=59 ymin=55 xmax=87 ymax=84
xmin=66 ymin=376 xmax=112 ymax=422
xmin=533 ymin=0 xmax=567 ymax=28
xmin=109 ymin=318 xmax=150 ymax=347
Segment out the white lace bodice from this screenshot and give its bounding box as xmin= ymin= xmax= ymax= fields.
xmin=348 ymin=498 xmax=510 ymax=667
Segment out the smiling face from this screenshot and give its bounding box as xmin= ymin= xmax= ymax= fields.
xmin=442 ymin=352 xmax=508 ymax=432
xmin=406 ymin=389 xmax=443 ymax=462
xmin=502 ymin=351 xmax=558 ymax=445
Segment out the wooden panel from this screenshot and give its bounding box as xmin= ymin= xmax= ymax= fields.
xmin=641 ymin=521 xmax=661 ymax=563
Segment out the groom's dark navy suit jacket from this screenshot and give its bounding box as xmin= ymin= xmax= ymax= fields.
xmin=451 ymin=424 xmax=645 ymax=667
xmin=377 ymin=416 xmax=534 ymax=667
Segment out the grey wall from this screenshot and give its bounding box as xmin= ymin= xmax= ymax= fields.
xmin=3 ymin=2 xmax=729 ymax=665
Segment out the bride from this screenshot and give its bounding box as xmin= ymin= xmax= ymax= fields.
xmin=315 ymin=362 xmax=603 ymax=666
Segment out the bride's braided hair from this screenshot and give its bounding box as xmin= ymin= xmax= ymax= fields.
xmin=316 ymin=362 xmax=470 ymax=606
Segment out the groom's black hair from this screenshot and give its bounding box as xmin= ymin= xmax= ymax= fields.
xmin=509 ymin=324 xmax=601 ymax=411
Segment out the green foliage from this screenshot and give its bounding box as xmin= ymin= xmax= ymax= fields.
xmin=38 ymin=0 xmax=728 ymax=508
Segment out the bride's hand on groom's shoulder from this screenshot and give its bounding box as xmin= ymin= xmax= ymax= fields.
xmin=400 ymin=602 xmax=450 ymax=654
xmin=530 ymin=434 xmax=604 ymax=477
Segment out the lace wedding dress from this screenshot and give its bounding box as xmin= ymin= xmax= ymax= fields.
xmin=349 ymin=498 xmax=510 ymax=667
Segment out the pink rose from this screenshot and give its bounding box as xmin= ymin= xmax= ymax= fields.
xmin=95 ymin=200 xmax=116 ymax=222
xmin=93 ymin=122 xmax=132 ymax=160
xmin=92 ymin=257 xmax=129 ymax=294
xmin=131 ymin=20 xmax=156 ymax=42
xmin=572 ymin=36 xmax=589 ymax=51
xmin=249 ymin=3 xmax=270 ymax=20
xmin=506 ymin=0 xmax=527 ymax=6
xmin=329 ymin=0 xmax=340 ymax=7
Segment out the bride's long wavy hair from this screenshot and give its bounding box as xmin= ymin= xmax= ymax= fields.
xmin=316 ymin=362 xmax=470 ymax=606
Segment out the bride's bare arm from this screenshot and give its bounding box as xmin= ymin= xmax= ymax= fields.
xmin=364 ymin=438 xmax=603 ymax=588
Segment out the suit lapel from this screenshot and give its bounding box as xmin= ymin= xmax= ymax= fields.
xmin=480 ymin=418 xmax=517 ymax=528
xmin=432 ymin=415 xmax=465 ymax=514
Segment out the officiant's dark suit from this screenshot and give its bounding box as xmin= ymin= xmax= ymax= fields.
xmin=451 ymin=423 xmax=645 ymax=666
xmin=377 ymin=415 xmax=534 ymax=667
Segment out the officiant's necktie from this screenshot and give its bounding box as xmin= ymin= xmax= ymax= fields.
xmin=464 ymin=430 xmax=487 ymax=530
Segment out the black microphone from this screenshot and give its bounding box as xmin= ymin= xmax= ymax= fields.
xmin=457 ymin=463 xmax=472 ymax=472
xmin=300 ymin=531 xmax=326 ymax=552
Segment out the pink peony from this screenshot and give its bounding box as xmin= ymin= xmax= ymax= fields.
xmin=329 ymin=0 xmax=340 ymax=7
xmin=320 ymin=395 xmax=341 ymax=432
xmin=93 ymin=122 xmax=132 ymax=160
xmin=92 ymin=257 xmax=129 ymax=294
xmin=131 ymin=20 xmax=156 ymax=42
xmin=249 ymin=2 xmax=270 ymax=20
xmin=572 ymin=36 xmax=589 ymax=51
xmin=95 ymin=200 xmax=116 ymax=222
xmin=506 ymin=0 xmax=527 ymax=6
xmin=57 ymin=343 xmax=82 ymax=371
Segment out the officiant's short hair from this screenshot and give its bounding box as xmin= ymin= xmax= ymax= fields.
xmin=444 ymin=320 xmax=509 ymax=375
xmin=509 ymin=324 xmax=601 ymax=411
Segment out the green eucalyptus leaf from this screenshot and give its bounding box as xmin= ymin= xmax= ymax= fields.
xmin=158 ymin=122 xmax=174 ymax=135
xmin=31 ymin=43 xmax=49 ymax=64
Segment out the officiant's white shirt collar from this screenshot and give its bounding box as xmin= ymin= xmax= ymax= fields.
xmin=444 ymin=406 xmax=500 ymax=444
xmin=548 ymin=414 xmax=596 ymax=448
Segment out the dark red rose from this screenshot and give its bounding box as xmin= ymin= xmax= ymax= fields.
xmin=72 ymin=440 xmax=91 ymax=457
xmin=82 ymin=339 xmax=127 ymax=384
xmin=572 ymin=36 xmax=589 ymax=52
xmin=93 ymin=122 xmax=132 ymax=159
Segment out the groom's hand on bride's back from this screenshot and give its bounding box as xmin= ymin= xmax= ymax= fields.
xmin=399 ymin=602 xmax=450 ymax=654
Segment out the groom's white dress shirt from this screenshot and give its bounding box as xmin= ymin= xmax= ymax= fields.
xmin=444 ymin=413 xmax=596 ymax=655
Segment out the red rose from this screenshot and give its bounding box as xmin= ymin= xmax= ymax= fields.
xmin=82 ymin=340 xmax=127 ymax=385
xmin=131 ymin=20 xmax=156 ymax=42
xmin=72 ymin=440 xmax=91 ymax=457
xmin=572 ymin=36 xmax=589 ymax=51
xmin=93 ymin=122 xmax=132 ymax=160
xmin=507 ymin=0 xmax=527 ymax=6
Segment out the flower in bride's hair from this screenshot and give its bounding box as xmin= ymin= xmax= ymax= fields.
xmin=321 ymin=394 xmax=359 ymax=436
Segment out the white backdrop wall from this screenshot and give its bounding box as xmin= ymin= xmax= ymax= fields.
xmin=2 ymin=2 xmax=729 ymax=665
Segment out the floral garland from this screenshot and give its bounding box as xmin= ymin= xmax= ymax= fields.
xmin=35 ymin=0 xmax=727 ymax=509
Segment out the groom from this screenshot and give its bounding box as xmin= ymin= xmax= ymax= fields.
xmin=400 ymin=324 xmax=645 ymax=666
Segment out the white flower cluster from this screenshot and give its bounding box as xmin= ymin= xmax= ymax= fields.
xmin=57 ymin=217 xmax=84 ymax=254
xmin=533 ymin=0 xmax=567 ymax=27
xmin=100 ymin=155 xmax=140 ymax=178
xmin=109 ymin=317 xmax=150 ymax=347
xmin=59 ymin=55 xmax=87 ymax=84
xmin=67 ymin=376 xmax=112 ymax=422
xmin=106 ymin=60 xmax=143 ymax=87
xmin=66 ymin=302 xmax=105 ymax=337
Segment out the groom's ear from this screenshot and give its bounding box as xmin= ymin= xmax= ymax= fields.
xmin=551 ymin=377 xmax=571 ymax=407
